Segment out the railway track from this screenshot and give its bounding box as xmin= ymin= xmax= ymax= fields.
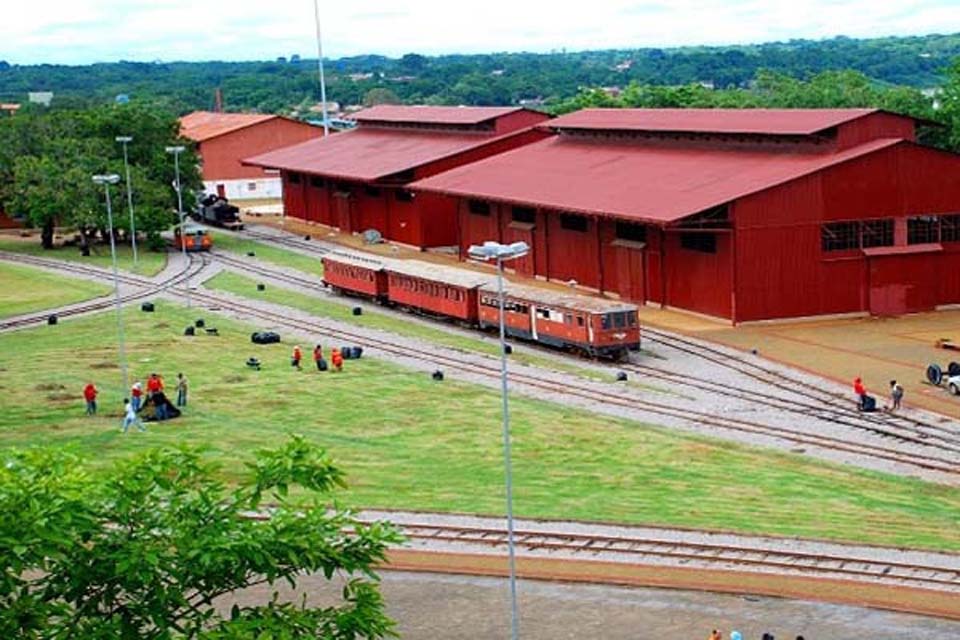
xmin=192 ymin=282 xmax=960 ymax=479
xmin=391 ymin=520 xmax=960 ymax=593
xmin=0 ymin=250 xmax=202 ymax=331
xmin=641 ymin=329 xmax=958 ymax=437
xmin=211 ymin=249 xmax=960 ymax=465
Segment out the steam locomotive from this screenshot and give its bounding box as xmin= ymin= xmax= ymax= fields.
xmin=193 ymin=194 xmax=244 ymax=230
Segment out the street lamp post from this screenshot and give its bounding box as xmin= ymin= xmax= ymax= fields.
xmin=115 ymin=136 xmax=137 ymax=267
xmin=467 ymin=240 xmax=530 ymax=640
xmin=165 ymin=145 xmax=190 ymax=308
xmin=93 ymin=174 xmax=129 ymax=394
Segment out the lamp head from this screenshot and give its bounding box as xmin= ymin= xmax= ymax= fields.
xmin=165 ymin=145 xmax=186 ymax=154
xmin=115 ymin=135 xmax=133 ymax=143
xmin=92 ymin=174 xmax=121 ymax=185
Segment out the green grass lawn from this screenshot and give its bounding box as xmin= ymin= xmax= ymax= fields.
xmin=205 ymin=271 xmax=622 ymax=383
xmin=1 ymin=305 xmax=960 ymax=551
xmin=213 ymin=233 xmax=326 ymax=278
xmin=0 ymin=236 xmax=167 ymax=276
xmin=0 ymin=262 xmax=112 ymax=318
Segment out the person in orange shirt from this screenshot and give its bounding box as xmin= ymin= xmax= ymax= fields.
xmin=331 ymin=347 xmax=343 ymax=372
xmin=291 ymin=345 xmax=303 ymax=370
xmin=853 ymin=376 xmax=867 ymax=409
xmin=708 ymin=631 xmax=722 ymax=640
xmin=312 ymin=345 xmax=324 ymax=371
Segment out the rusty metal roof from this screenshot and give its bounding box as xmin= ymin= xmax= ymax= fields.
xmin=542 ymin=108 xmax=897 ymax=136
xmin=412 ymin=136 xmax=904 ymax=224
xmin=351 ymin=105 xmax=526 ymax=125
xmin=180 ymin=111 xmax=278 ymax=142
xmin=243 ymin=127 xmax=532 ymax=181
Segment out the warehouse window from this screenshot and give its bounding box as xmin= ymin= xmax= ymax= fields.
xmin=468 ymin=199 xmax=490 ymax=216
xmin=396 ymin=189 xmax=414 ymax=202
xmin=247 ymin=182 xmax=257 ymax=191
xmin=821 ymin=222 xmax=859 ymax=252
xmin=615 ymin=221 xmax=646 ymax=243
xmin=908 ymin=215 xmax=940 ymax=244
xmin=861 ymin=219 xmax=894 ymax=248
xmin=364 ymin=186 xmax=381 ymax=198
xmin=560 ymin=213 xmax=588 ymax=232
xmin=310 ymin=176 xmax=325 ymax=188
xmin=287 ymin=172 xmax=301 ymax=184
xmin=680 ymin=232 xmax=717 ymax=254
xmin=512 ymin=206 xmax=536 ymax=224
xmin=942 ymin=215 xmax=960 ymax=242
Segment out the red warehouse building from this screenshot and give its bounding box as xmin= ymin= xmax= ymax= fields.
xmin=180 ymin=111 xmax=321 ymax=201
xmin=243 ymin=105 xmax=550 ymax=248
xmin=412 ymin=108 xmax=960 ymax=323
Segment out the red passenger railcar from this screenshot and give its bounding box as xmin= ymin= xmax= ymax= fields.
xmin=477 ymin=281 xmax=640 ymax=358
xmin=385 ymin=260 xmax=493 ymax=323
xmin=321 ymin=251 xmax=390 ymax=300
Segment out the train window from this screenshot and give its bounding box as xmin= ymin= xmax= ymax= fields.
xmin=942 ymin=215 xmax=960 ymax=242
xmin=564 ymin=313 xmax=573 ymax=325
xmin=287 ymin=172 xmax=301 ymax=184
xmin=560 ymin=213 xmax=588 ymax=232
xmin=908 ymin=215 xmax=940 ymax=244
xmin=396 ymin=189 xmax=415 ymax=202
xmin=468 ymin=199 xmax=491 ymax=216
xmin=310 ymin=176 xmax=325 ymax=188
xmin=628 ymin=312 xmax=637 ymax=327
xmin=601 ymin=314 xmax=612 ymax=330
xmin=537 ymin=308 xmax=551 ymax=320
xmin=613 ymin=313 xmax=626 ymax=328
xmin=821 ymin=222 xmax=859 ymax=252
xmin=512 ymin=206 xmax=536 ymax=224
xmin=577 ymin=316 xmax=584 ymax=327
xmin=615 ymin=221 xmax=646 ymax=243
xmin=680 ymin=232 xmax=717 ymax=253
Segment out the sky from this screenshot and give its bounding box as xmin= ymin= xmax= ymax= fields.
xmin=2 ymin=0 xmax=960 ymax=65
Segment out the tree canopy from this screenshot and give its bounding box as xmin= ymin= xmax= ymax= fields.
xmin=0 ymin=436 xmax=401 ymax=639
xmin=0 ymin=102 xmax=200 ymax=249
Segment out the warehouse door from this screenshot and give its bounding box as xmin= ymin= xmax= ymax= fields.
xmin=868 ymin=253 xmax=938 ymax=316
xmin=504 ymin=225 xmax=534 ymax=277
xmin=615 ymin=247 xmax=645 ymax=303
xmin=334 ymin=192 xmax=352 ymax=233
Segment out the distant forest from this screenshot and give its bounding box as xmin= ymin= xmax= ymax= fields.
xmin=1 ymin=32 xmax=959 ymax=115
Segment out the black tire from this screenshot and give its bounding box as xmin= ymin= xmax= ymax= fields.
xmin=927 ymin=364 xmax=943 ymax=386
xmin=948 ymin=362 xmax=960 ymax=377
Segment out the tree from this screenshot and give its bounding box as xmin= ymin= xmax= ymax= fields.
xmin=0 ymin=436 xmax=401 ymax=639
xmin=362 ymin=88 xmax=400 ymax=107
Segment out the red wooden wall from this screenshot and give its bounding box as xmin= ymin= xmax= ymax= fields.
xmin=202 ymin=119 xmax=320 ymax=181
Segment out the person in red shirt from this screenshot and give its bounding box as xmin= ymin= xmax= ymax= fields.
xmin=83 ymin=382 xmax=98 ymax=415
xmin=331 ymin=348 xmax=343 ymax=373
xmin=291 ymin=345 xmax=303 ymax=370
xmin=146 ymin=373 xmax=162 ymax=397
xmin=853 ymin=376 xmax=867 ymax=409
xmin=312 ymin=345 xmax=324 ymax=371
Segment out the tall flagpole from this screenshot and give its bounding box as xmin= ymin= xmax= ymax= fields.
xmin=313 ymin=0 xmax=330 ymax=136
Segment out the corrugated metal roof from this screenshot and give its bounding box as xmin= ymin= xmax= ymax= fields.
xmin=544 ymin=108 xmax=882 ymax=135
xmin=412 ymin=136 xmax=903 ymax=224
xmin=480 ymin=281 xmax=638 ymax=313
xmin=180 ymin=111 xmax=277 ymax=142
xmin=351 ymin=105 xmax=524 ymax=125
xmin=244 ymin=127 xmax=524 ymax=181
xmin=322 ymin=250 xmax=393 ymax=270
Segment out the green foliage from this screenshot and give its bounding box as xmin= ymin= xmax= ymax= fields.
xmin=0 ymin=436 xmax=401 ymax=639
xmin=0 ymin=102 xmax=200 ymax=248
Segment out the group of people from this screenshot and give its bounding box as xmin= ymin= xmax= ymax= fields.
xmin=83 ymin=372 xmax=189 ymax=434
xmin=853 ymin=376 xmax=904 ymax=412
xmin=709 ymin=630 xmax=804 ymax=640
xmin=291 ymin=344 xmax=344 ymax=373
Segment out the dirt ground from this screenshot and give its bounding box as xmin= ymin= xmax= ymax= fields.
xmin=227 ymin=570 xmax=960 ymax=639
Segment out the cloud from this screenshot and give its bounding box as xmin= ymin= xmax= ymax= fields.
xmin=0 ymin=0 xmax=958 ymax=65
